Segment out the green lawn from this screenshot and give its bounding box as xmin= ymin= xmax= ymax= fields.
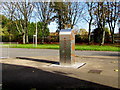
xmin=2 ymin=44 xmax=119 ymax=51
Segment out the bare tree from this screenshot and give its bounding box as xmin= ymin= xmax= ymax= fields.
xmin=107 ymin=2 xmax=119 ymax=44
xmin=34 ymin=2 xmax=54 ymax=44
xmin=15 ymin=2 xmax=34 ymax=43
xmin=2 ymin=2 xmax=34 ymax=44
xmin=67 ymin=2 xmax=84 ymax=29
xmin=52 ymin=2 xmax=84 ymax=31
xmin=84 ymin=2 xmax=95 ymax=44
xmin=94 ymin=2 xmax=109 ymax=45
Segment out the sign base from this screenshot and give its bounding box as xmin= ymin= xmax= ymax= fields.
xmin=49 ymin=63 xmax=86 ymax=69
xmin=0 ymin=57 xmax=9 ymax=59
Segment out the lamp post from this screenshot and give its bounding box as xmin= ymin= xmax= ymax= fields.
xmin=30 ymin=4 xmax=38 ymax=47
xmin=31 ymin=13 xmax=38 ymax=47
xmin=35 ymin=20 xmax=37 ymax=47
xmin=32 ymin=17 xmax=38 ymax=47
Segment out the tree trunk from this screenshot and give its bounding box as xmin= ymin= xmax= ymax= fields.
xmin=119 ymin=28 xmax=120 ymax=34
xmin=41 ymin=28 xmax=44 ymax=44
xmin=26 ymin=27 xmax=29 ymax=44
xmin=26 ymin=34 xmax=29 ymax=44
xmin=25 ymin=18 xmax=29 ymax=44
xmin=23 ymin=33 xmax=26 ymax=44
xmin=41 ymin=23 xmax=47 ymax=44
xmin=41 ymin=36 xmax=44 ymax=44
xmin=100 ymin=30 xmax=105 ymax=45
xmin=9 ymin=32 xmax=11 ymax=42
xmin=88 ymin=19 xmax=92 ymax=44
xmin=88 ymin=32 xmax=91 ymax=44
xmin=111 ymin=33 xmax=114 ymax=44
xmin=25 ymin=25 xmax=29 ymax=44
xmin=58 ymin=14 xmax=62 ymax=30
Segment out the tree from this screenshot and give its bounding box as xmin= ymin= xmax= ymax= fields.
xmin=2 ymin=2 xmax=34 ymax=44
xmin=53 ymin=2 xmax=67 ymax=30
xmin=93 ymin=27 xmax=110 ymax=43
xmin=1 ymin=16 xmax=9 ymax=41
xmin=107 ymin=2 xmax=119 ymax=44
xmin=79 ymin=29 xmax=88 ymax=35
xmin=1 ymin=15 xmax=18 ymax=42
xmin=34 ymin=2 xmax=53 ymax=44
xmin=94 ymin=2 xmax=109 ymax=45
xmin=84 ymin=2 xmax=95 ymax=44
xmin=52 ymin=2 xmax=84 ymax=31
xmin=67 ymin=2 xmax=84 ymax=29
xmin=28 ymin=22 xmax=36 ymax=42
xmin=14 ymin=2 xmax=34 ymax=43
xmin=75 ymin=29 xmax=88 ymax=43
xmin=1 ymin=2 xmax=16 ymax=42
xmin=36 ymin=22 xmax=49 ymax=43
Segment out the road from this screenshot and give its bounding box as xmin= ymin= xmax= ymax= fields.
xmin=1 ymin=48 xmax=119 ymax=58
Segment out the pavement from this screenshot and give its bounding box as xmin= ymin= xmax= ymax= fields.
xmin=1 ymin=54 xmax=119 ymax=90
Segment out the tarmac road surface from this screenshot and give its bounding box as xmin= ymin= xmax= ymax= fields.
xmin=1 ymin=48 xmax=119 ymax=58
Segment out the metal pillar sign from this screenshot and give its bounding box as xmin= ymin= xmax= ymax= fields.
xmin=59 ymin=29 xmax=75 ymax=66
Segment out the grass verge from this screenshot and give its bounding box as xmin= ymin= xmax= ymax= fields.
xmin=1 ymin=44 xmax=120 ymax=51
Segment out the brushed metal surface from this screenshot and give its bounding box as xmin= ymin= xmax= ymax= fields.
xmin=59 ymin=29 xmax=75 ymax=66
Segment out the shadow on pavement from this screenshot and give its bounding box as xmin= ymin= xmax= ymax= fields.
xmin=2 ymin=63 xmax=119 ymax=90
xmin=16 ymin=57 xmax=59 ymax=65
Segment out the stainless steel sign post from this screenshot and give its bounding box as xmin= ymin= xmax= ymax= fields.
xmin=59 ymin=29 xmax=75 ymax=66
xmin=48 ymin=28 xmax=85 ymax=68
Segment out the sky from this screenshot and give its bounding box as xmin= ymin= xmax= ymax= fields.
xmin=29 ymin=11 xmax=119 ymax=33
xmin=28 ymin=1 xmax=119 ymax=34
xmin=47 ymin=21 xmax=119 ymax=33
xmin=1 ymin=1 xmax=119 ymax=34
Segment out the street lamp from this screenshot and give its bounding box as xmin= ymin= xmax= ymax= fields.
xmin=31 ymin=13 xmax=38 ymax=47
xmin=35 ymin=20 xmax=37 ymax=47
xmin=30 ymin=4 xmax=38 ymax=47
xmin=32 ymin=17 xmax=38 ymax=47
